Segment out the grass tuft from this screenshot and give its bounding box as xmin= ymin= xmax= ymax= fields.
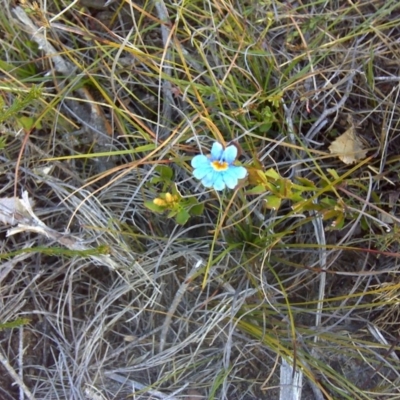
xmin=1 ymin=0 xmax=400 ymax=399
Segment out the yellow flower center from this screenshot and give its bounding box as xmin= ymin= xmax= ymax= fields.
xmin=211 ymin=161 xmax=228 ymax=171
xmin=153 ymin=198 xmax=166 ymax=206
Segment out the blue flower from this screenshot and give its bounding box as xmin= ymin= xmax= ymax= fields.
xmin=191 ymin=142 xmax=247 ymax=191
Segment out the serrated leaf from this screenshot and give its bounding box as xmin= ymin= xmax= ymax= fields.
xmin=247 ymin=167 xmax=268 ymax=186
xmin=245 ymin=185 xmax=267 ymax=195
xmin=278 ymin=179 xmax=293 ymax=198
xmin=291 ymin=192 xmax=304 ymax=203
xmin=294 ymin=176 xmax=317 ymax=189
xmin=265 ymin=168 xmax=280 ymax=180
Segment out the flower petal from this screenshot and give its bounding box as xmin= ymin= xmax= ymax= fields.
xmin=193 ymin=165 xmax=213 ymax=180
xmin=191 ymin=154 xmax=209 ymax=168
xmin=231 ymin=165 xmax=247 ymax=179
xmin=202 ymin=170 xmax=218 ymax=188
xmin=221 ymin=169 xmax=238 ymax=189
xmin=212 ymin=174 xmax=226 ymax=190
xmin=210 ymin=142 xmax=224 ymax=161
xmin=221 ymin=166 xmax=247 ymax=189
xmin=222 ymin=145 xmax=237 ymax=164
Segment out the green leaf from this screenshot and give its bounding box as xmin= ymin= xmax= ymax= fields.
xmin=144 ymin=200 xmax=164 ymax=213
xmin=150 ymin=177 xmax=163 ymax=185
xmin=327 ymin=168 xmax=340 ymax=180
xmin=294 ymin=176 xmax=317 ymax=189
xmin=268 ymin=92 xmax=283 ymax=108
xmin=320 ymin=197 xmax=336 ymax=207
xmin=265 ymin=168 xmax=280 ymax=180
xmin=321 ymin=209 xmax=340 ymax=221
xmin=175 ymin=209 xmax=190 ymax=225
xmin=167 ymin=209 xmax=178 ymax=218
xmin=0 ymin=85 xmax=42 ymax=125
xmin=246 ymin=185 xmax=266 ymax=195
xmin=264 ymin=195 xmax=282 ymax=210
xmin=133 ymin=143 xmax=156 ymax=153
xmin=17 ymin=115 xmax=38 ymax=130
xmin=277 ymin=178 xmax=293 ymax=198
xmin=295 ymin=202 xmax=321 ymax=212
xmin=0 ymin=136 xmax=6 ymax=150
xmin=290 ymin=192 xmax=304 ymax=203
xmin=190 ymin=203 xmax=204 ymax=216
xmin=262 ymin=105 xmax=276 ymax=124
xmin=0 ymin=318 xmax=30 ymax=330
xmin=155 ymin=165 xmax=173 ymax=180
xmin=0 ymin=60 xmax=14 ymax=72
xmin=171 ymin=184 xmax=183 ymax=199
xmin=259 ymin=122 xmax=272 ymax=133
xmin=185 ymin=196 xmax=197 ymax=206
xmin=247 ymin=167 xmax=269 ymax=186
xmin=360 ymin=217 xmax=369 ymax=230
xmin=12 ymin=62 xmax=38 ymax=79
xmin=331 ymin=212 xmax=345 ymax=229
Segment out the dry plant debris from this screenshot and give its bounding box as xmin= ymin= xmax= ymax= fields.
xmin=328 ymin=126 xmax=368 ymax=165
xmin=2 ymin=0 xmax=400 ymax=399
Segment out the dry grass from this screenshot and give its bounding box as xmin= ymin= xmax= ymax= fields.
xmin=1 ymin=0 xmax=400 ymax=399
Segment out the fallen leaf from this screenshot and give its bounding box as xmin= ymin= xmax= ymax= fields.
xmin=329 ymin=127 xmax=367 ymax=164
